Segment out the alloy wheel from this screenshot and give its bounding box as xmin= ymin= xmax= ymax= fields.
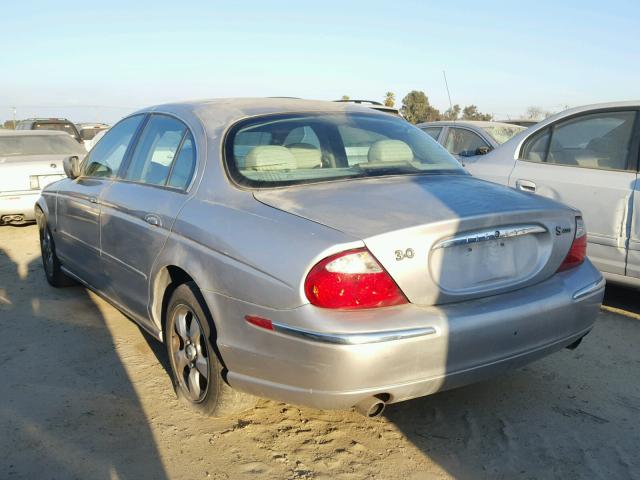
xmin=169 ymin=304 xmax=210 ymax=403
xmin=42 ymin=228 xmax=55 ymax=277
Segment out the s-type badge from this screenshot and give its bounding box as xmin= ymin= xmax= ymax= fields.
xmin=555 ymin=225 xmax=571 ymax=236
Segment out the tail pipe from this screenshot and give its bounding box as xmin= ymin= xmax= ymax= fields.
xmin=354 ymin=396 xmax=386 ymax=418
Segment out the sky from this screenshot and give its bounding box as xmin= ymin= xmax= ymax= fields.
xmin=1 ymin=0 xmax=638 ymax=124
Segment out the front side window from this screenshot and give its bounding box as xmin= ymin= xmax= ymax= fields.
xmin=124 ymin=115 xmax=187 ymax=186
xmin=444 ymin=128 xmax=490 ymax=156
xmin=226 ymin=113 xmax=463 ymax=188
xmin=83 ymin=115 xmax=144 ymax=178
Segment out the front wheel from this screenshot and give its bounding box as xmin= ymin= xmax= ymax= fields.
xmin=38 ymin=219 xmax=75 ymax=287
xmin=165 ymin=282 xmax=257 ymax=416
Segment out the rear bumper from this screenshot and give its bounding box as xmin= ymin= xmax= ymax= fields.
xmin=205 ymin=260 xmax=604 ymax=410
xmin=0 ymin=191 xmax=40 ymax=221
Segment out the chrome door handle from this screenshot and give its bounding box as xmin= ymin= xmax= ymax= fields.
xmin=516 ymin=179 xmax=537 ymax=192
xmin=89 ymin=196 xmax=98 ymax=204
xmin=144 ymin=214 xmax=162 ymax=227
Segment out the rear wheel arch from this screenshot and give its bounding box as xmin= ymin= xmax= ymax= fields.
xmin=153 ymin=265 xmax=222 ymax=343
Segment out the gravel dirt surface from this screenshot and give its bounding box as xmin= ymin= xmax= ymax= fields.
xmin=1 ymin=225 xmax=639 ymax=480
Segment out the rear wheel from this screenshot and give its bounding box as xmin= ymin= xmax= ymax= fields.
xmin=38 ymin=218 xmax=75 ymax=287
xmin=165 ymin=282 xmax=257 ymax=416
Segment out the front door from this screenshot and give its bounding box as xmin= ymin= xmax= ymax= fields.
xmin=509 ymin=109 xmax=638 ymax=276
xmin=55 ymin=114 xmax=145 ymax=286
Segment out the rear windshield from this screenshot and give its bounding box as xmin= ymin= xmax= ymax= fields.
xmin=226 ymin=112 xmax=464 ymax=187
xmin=0 ymin=135 xmax=87 ymax=156
xmin=482 ymin=124 xmax=525 ymax=144
xmin=33 ymin=122 xmax=78 ymax=138
xmin=79 ymin=127 xmax=107 ymax=141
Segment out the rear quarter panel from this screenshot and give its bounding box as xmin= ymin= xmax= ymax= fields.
xmin=150 ymin=194 xmax=360 ymax=316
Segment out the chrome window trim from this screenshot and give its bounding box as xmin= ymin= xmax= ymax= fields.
xmin=433 ymin=224 xmax=547 ymax=250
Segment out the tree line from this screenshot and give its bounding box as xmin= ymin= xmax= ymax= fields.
xmin=342 ymin=91 xmax=559 ymax=124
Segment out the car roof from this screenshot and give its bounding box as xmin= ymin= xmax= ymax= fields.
xmin=136 ymin=97 xmax=386 ymax=124
xmin=0 ymin=130 xmax=70 ymax=137
xmin=528 ymin=100 xmax=640 ymax=130
xmin=416 ymin=120 xmax=520 ymax=129
xmin=18 ymin=118 xmax=74 ymax=123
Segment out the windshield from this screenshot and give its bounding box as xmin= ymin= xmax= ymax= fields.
xmin=482 ymin=124 xmax=525 ymax=144
xmin=0 ymin=135 xmax=87 ymax=156
xmin=226 ymin=113 xmax=465 ymax=187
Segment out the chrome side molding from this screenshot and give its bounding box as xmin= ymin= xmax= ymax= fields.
xmin=433 ymin=224 xmax=547 ymax=250
xmin=271 ymin=323 xmax=437 ymax=345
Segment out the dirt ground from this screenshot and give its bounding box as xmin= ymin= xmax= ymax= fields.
xmin=0 ymin=225 xmax=639 ymax=480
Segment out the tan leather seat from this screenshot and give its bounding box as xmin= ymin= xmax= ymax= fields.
xmin=287 ymin=143 xmax=322 ymax=169
xmin=244 ymin=145 xmax=297 ymax=171
xmin=368 ymin=139 xmax=413 ymax=163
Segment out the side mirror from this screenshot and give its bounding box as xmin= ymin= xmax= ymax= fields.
xmin=475 ymin=146 xmax=491 ymax=155
xmin=63 ymin=156 xmax=81 ymax=179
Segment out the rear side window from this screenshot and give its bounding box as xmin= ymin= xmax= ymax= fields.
xmin=167 ymin=132 xmax=196 ymax=190
xmin=421 ymin=127 xmax=442 ymax=140
xmin=520 ymin=111 xmax=637 ymax=170
xmin=83 ymin=115 xmax=144 ymax=178
xmin=125 ymin=115 xmax=187 ymax=185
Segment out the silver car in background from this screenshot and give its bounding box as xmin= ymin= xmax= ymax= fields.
xmin=0 ymin=131 xmax=87 ymax=225
xmin=464 ymin=101 xmax=640 ymax=288
xmin=36 ymin=98 xmax=604 ymax=417
xmin=417 ymin=120 xmax=525 ymax=161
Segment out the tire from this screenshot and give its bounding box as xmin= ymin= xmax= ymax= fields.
xmin=165 ymin=282 xmax=257 ymax=416
xmin=38 ymin=219 xmax=75 ymax=287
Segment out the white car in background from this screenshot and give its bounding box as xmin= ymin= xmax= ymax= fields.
xmin=463 ymin=101 xmax=640 ymax=288
xmin=0 ymin=131 xmax=86 ymax=225
xmin=84 ymin=128 xmax=109 ymax=151
xmin=77 ymin=123 xmax=110 ymax=150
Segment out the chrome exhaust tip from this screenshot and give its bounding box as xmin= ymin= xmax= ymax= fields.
xmin=354 ymin=396 xmax=386 ymax=418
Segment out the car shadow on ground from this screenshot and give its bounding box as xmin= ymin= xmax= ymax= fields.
xmin=0 ymin=244 xmax=168 ymax=479
xmin=383 ymin=283 xmax=640 ymax=479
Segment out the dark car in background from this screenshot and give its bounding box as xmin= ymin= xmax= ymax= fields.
xmin=16 ymin=118 xmax=82 ymax=144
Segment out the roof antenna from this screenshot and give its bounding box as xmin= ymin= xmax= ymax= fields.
xmin=442 ymin=70 xmax=454 ymax=122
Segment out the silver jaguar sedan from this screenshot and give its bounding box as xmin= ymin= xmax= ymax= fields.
xmin=35 ymin=98 xmax=605 ymax=418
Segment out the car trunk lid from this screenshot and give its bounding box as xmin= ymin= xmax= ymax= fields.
xmin=0 ymin=155 xmax=67 ymax=192
xmin=254 ymin=175 xmax=579 ymax=306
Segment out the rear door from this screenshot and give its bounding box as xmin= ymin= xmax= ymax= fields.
xmin=99 ymin=114 xmax=197 ymax=321
xmin=508 ymin=109 xmax=639 ymax=276
xmin=55 ymin=114 xmax=145 ymax=285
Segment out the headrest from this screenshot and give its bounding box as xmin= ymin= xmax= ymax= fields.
xmin=367 ymin=140 xmax=413 ymax=163
xmin=244 ymin=145 xmax=297 ymax=171
xmin=287 ymin=143 xmax=322 ymax=168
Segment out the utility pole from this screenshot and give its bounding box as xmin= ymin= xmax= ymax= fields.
xmin=12 ymin=106 xmax=16 ymax=129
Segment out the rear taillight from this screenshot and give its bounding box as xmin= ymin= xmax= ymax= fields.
xmin=304 ymin=248 xmax=407 ymax=309
xmin=558 ymin=217 xmax=587 ymax=272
